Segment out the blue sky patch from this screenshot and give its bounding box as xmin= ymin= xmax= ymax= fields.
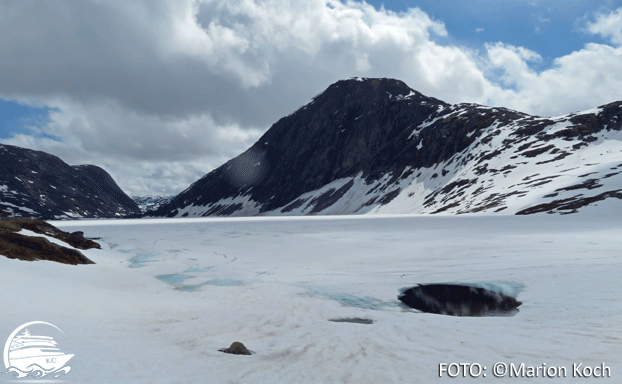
xmin=0 ymin=99 xmax=60 ymax=141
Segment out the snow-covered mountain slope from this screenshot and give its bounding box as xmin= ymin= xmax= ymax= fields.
xmin=152 ymin=78 xmax=622 ymax=217
xmin=0 ymin=144 xmax=141 ymax=219
xmin=132 ymin=195 xmax=173 ymax=213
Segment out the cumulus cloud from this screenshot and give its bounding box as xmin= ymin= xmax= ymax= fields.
xmin=1 ymin=0 xmax=622 ymax=195
xmin=485 ymin=43 xmax=542 ymax=87
xmin=483 ymin=41 xmax=622 ymax=117
xmin=478 ymin=8 xmax=622 ymax=116
xmin=586 ymin=7 xmax=622 ymax=45
xmin=3 ymin=97 xmax=262 ymax=195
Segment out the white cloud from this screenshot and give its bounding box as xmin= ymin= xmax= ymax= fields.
xmin=1 ymin=0 xmax=622 ymax=195
xmin=483 ymin=42 xmax=622 ymax=117
xmin=3 ymin=97 xmax=262 ymax=195
xmin=586 ymin=7 xmax=622 ymax=45
xmin=485 ymin=43 xmax=541 ymax=87
xmin=0 ymin=0 xmax=488 ymax=195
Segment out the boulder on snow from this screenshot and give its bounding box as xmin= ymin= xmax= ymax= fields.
xmin=219 ymin=342 xmax=253 ymax=355
xmin=398 ymin=283 xmax=521 ymax=317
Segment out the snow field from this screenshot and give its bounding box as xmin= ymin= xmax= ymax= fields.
xmin=1 ymin=213 xmax=620 ymax=383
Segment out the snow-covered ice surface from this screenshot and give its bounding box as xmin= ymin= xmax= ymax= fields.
xmin=1 ymin=211 xmax=621 ymax=383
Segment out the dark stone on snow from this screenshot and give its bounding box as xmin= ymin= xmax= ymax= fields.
xmin=398 ymin=284 xmax=521 ymax=317
xmin=68 ymin=231 xmax=85 ymax=241
xmin=219 ymin=342 xmax=253 ymax=355
xmin=328 ymin=317 xmax=374 ymax=324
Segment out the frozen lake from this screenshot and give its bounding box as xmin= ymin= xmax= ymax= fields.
xmin=2 ymin=212 xmax=621 ymax=383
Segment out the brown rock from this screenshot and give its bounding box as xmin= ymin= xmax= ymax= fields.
xmin=0 ymin=231 xmax=95 ymax=265
xmin=0 ymin=218 xmax=101 ymax=250
xmin=0 ymin=218 xmax=97 ymax=265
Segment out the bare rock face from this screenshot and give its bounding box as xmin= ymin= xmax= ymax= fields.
xmin=398 ymin=284 xmax=522 ymax=317
xmin=219 ymin=342 xmax=252 ymax=355
xmin=0 ymin=218 xmax=97 ymax=265
xmin=155 ymin=78 xmax=445 ymax=217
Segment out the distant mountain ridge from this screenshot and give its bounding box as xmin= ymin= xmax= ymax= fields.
xmin=0 ymin=144 xmax=140 ymax=219
xmin=132 ymin=195 xmax=173 ymax=213
xmin=152 ymin=77 xmax=622 ymax=217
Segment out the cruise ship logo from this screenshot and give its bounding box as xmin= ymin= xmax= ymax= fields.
xmin=3 ymin=321 xmax=73 ymax=379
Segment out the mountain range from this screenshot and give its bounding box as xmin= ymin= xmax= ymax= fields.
xmin=132 ymin=195 xmax=173 ymax=213
xmin=2 ymin=77 xmax=621 ymax=219
xmin=150 ymin=77 xmax=622 ymax=217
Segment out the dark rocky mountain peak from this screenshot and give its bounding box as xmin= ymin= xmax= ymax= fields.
xmin=152 ymin=78 xmax=622 ymax=217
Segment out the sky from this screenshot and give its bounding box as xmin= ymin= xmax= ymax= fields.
xmin=1 ymin=0 xmax=622 ymax=196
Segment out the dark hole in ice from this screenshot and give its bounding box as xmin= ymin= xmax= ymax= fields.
xmin=398 ymin=284 xmax=522 ymax=317
xmin=328 ymin=317 xmax=374 ymax=324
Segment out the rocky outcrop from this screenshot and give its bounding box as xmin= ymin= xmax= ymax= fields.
xmin=0 ymin=218 xmax=97 ymax=265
